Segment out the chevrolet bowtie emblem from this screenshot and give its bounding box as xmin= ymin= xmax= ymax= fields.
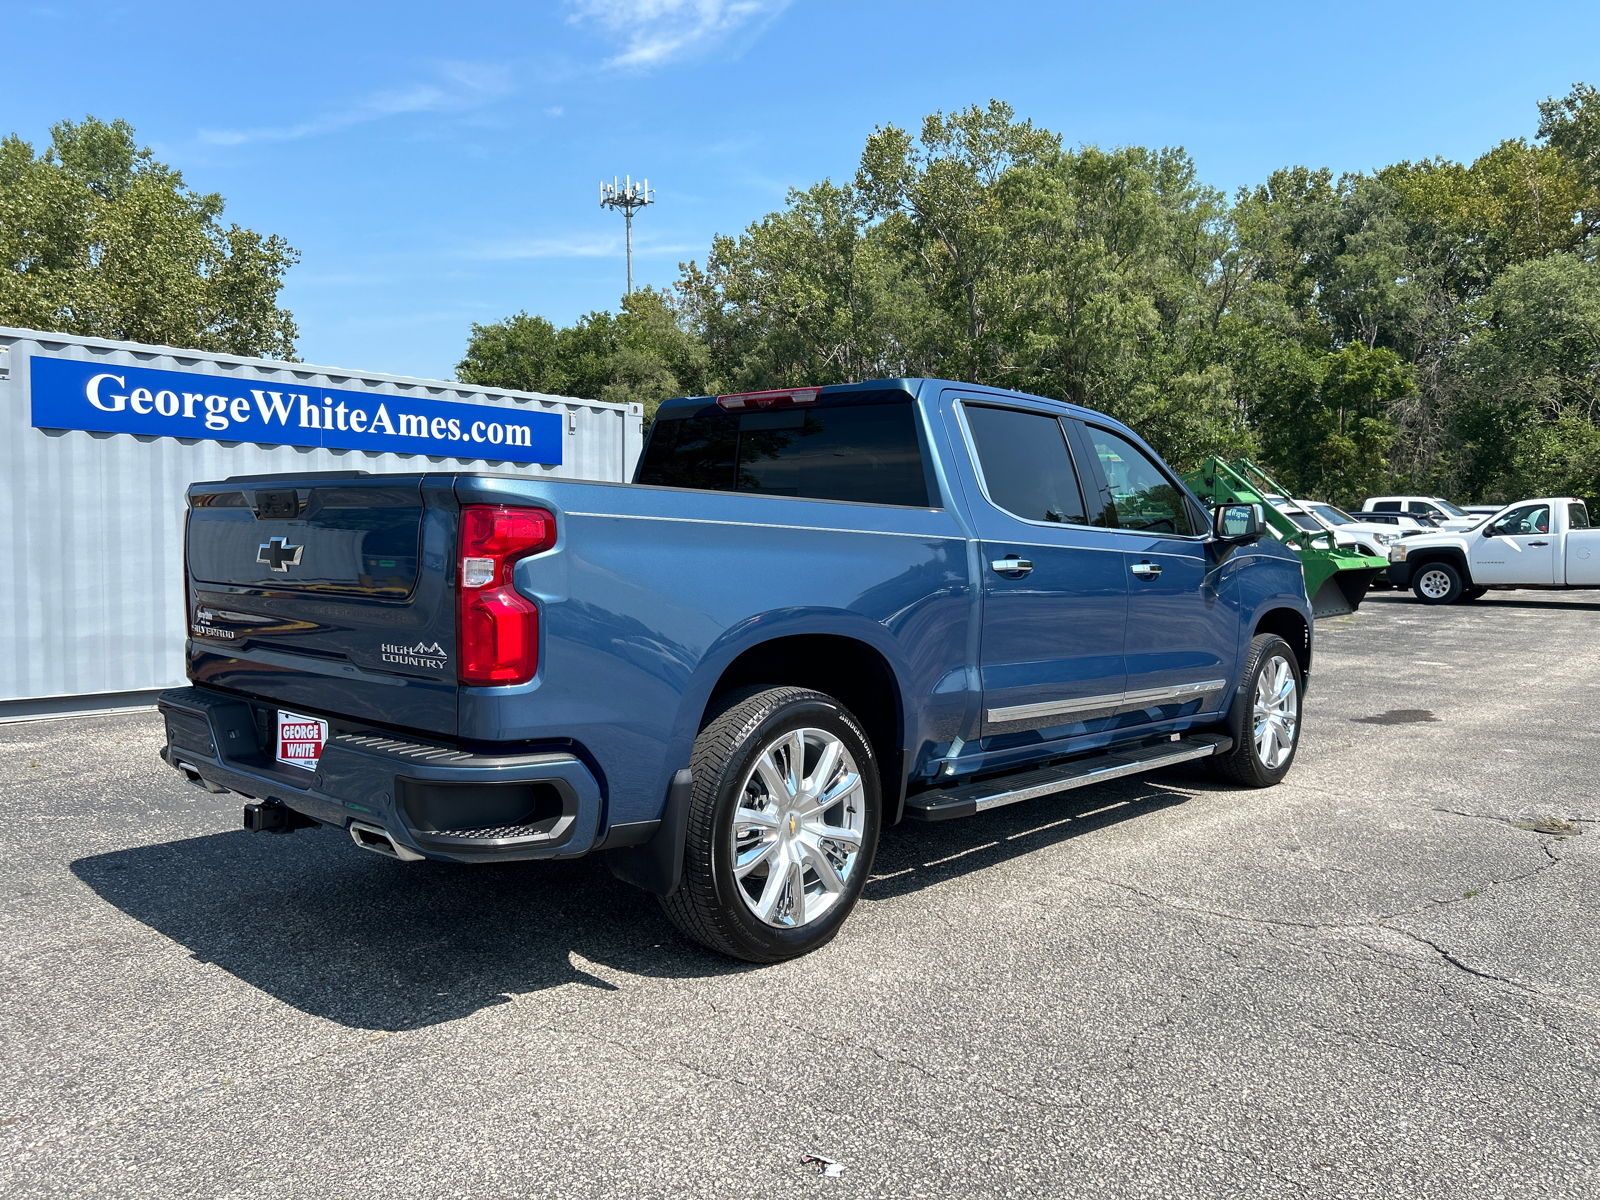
xmin=257 ymin=536 xmax=304 ymax=572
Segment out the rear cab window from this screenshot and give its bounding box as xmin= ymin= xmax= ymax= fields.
xmin=636 ymin=389 xmax=932 ymax=507
xmin=1569 ymin=502 xmax=1591 ymax=529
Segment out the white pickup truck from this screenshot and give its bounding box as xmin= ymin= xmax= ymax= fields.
xmin=1386 ymin=498 xmax=1600 ymax=604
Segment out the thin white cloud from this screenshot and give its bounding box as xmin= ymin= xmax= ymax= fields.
xmin=469 ymin=232 xmax=699 ymax=261
xmin=477 ymin=234 xmax=622 ymax=260
xmin=198 ymin=62 xmax=514 ymax=146
xmin=567 ymin=0 xmax=791 ymax=68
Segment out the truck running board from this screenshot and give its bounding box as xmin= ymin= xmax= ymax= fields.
xmin=903 ymin=733 xmax=1233 ymax=822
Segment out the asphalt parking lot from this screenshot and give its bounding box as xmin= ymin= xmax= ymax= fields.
xmin=2 ymin=589 xmax=1597 ymax=1199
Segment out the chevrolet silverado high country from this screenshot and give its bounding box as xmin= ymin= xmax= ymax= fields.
xmin=1387 ymin=497 xmax=1600 ymax=603
xmin=160 ymin=379 xmax=1313 ymax=961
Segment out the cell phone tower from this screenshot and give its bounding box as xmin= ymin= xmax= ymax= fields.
xmin=599 ymin=175 xmax=655 ymax=296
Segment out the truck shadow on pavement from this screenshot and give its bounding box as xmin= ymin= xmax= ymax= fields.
xmin=867 ymin=772 xmax=1199 ymax=902
xmin=1466 ymin=596 xmax=1600 ymax=612
xmin=70 ymin=769 xmax=1202 ymax=1030
xmin=71 ymin=829 xmax=734 ymax=1031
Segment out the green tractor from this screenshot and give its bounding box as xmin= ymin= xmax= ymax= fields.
xmin=1183 ymin=457 xmax=1387 ymax=618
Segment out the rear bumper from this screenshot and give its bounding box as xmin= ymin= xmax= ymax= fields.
xmin=158 ymin=686 xmax=602 ymax=863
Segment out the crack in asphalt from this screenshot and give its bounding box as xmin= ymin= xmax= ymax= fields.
xmin=1298 ymin=1020 xmax=1509 ymax=1082
xmin=1433 ymin=807 xmax=1594 ymax=833
xmin=1081 ymin=846 xmax=1599 ymax=1021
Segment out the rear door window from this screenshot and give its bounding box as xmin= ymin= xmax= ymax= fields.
xmin=637 ymin=396 xmax=929 ymax=507
xmin=1373 ymin=501 xmax=1401 ymax=512
xmin=1569 ymin=502 xmax=1591 ymax=529
xmin=1081 ymin=426 xmax=1194 ymax=536
xmin=962 ymin=404 xmax=1087 ymax=525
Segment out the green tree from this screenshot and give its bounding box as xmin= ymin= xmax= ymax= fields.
xmin=856 ymin=101 xmax=1059 ymax=381
xmin=1538 ymin=82 xmax=1600 ymax=245
xmin=459 ymin=83 xmax=1600 ymax=504
xmin=0 ymin=116 xmax=298 ymax=357
xmin=1250 ymin=343 xmax=1408 ymax=506
xmin=1456 ymin=253 xmax=1600 ymax=502
xmin=454 ymin=311 xmax=565 ymax=393
xmin=457 ymin=288 xmax=708 ymax=423
xmin=675 ymin=180 xmax=939 ymax=390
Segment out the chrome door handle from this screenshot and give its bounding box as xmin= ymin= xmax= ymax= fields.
xmin=990 ymin=557 xmax=1033 ymax=576
xmin=1131 ymin=561 xmax=1162 ymax=580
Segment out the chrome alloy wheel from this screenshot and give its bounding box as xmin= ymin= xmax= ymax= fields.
xmin=1253 ymin=654 xmax=1299 ymax=770
xmin=1416 ymin=567 xmax=1454 ymax=600
xmin=729 ymin=727 xmax=866 ymax=929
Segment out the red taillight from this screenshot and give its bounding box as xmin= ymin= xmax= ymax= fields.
xmin=457 ymin=505 xmax=555 ymax=686
xmin=716 ymin=387 xmax=821 ymax=410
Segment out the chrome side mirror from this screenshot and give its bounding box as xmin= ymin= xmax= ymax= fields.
xmin=1213 ymin=502 xmax=1265 ymax=544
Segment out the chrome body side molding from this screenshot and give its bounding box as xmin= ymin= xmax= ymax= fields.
xmin=985 ymin=678 xmax=1228 ymax=726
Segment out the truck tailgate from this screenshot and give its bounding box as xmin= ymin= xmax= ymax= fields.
xmin=184 ymin=473 xmax=458 ymax=736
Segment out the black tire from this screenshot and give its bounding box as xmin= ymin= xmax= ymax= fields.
xmin=1412 ymin=561 xmax=1465 ymax=604
xmin=659 ymin=686 xmax=882 ymax=963
xmin=1210 ymin=634 xmax=1302 ymax=788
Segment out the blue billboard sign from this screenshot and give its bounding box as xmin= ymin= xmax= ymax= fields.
xmin=28 ymin=355 xmax=563 ymax=465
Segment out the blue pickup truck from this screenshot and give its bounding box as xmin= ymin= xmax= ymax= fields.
xmin=160 ymin=379 xmax=1312 ymax=961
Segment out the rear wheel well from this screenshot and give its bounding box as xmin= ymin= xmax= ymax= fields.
xmin=1254 ymin=607 xmax=1311 ymax=677
xmin=706 ymin=635 xmax=902 ymax=798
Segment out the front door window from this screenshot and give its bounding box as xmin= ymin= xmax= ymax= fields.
xmin=1487 ymin=505 xmax=1550 ymax=537
xmin=1083 ymin=426 xmax=1194 ymax=536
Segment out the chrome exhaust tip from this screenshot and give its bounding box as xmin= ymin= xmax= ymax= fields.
xmin=175 ymin=760 xmax=229 ymax=794
xmin=348 ymin=820 xmax=424 ymax=862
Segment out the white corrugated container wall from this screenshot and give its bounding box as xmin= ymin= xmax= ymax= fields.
xmin=0 ymin=328 xmax=644 ymax=717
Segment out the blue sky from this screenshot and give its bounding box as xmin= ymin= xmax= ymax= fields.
xmin=3 ymin=1 xmax=1594 ymax=381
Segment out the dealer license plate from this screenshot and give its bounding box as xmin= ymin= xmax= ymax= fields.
xmin=277 ymin=710 xmax=328 ymax=771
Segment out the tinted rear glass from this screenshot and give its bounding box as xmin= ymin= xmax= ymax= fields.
xmin=637 ymin=396 xmax=929 ymax=507
xmin=963 ymin=404 xmax=1087 ymax=524
xmin=635 ymin=412 xmax=739 ymax=490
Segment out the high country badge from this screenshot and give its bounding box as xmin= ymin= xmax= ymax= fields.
xmin=381 ymin=641 xmax=449 ymax=669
